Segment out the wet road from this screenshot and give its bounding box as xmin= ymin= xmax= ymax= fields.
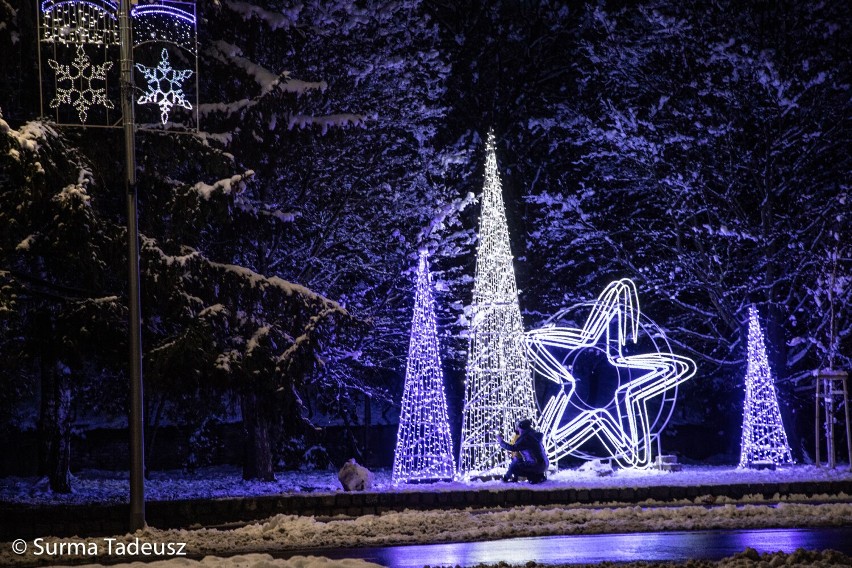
xmin=287 ymin=526 xmax=852 ymax=567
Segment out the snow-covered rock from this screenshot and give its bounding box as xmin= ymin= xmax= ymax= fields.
xmin=337 ymin=459 xmax=374 ymax=492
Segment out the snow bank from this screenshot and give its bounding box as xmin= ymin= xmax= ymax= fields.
xmin=2 ymin=464 xmax=850 ymax=506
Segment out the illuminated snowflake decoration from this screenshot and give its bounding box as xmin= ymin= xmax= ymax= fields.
xmin=527 ymin=279 xmax=697 ymax=469
xmin=135 ymin=48 xmax=193 ymax=124
xmin=48 ymin=45 xmax=114 ymax=123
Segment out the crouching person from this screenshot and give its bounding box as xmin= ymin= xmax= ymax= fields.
xmin=496 ymin=419 xmax=549 ymax=484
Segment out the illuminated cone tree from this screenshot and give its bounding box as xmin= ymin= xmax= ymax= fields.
xmin=739 ymin=306 xmax=794 ymax=467
xmin=392 ymin=250 xmax=456 ymax=484
xmin=458 ymin=131 xmax=539 ymax=478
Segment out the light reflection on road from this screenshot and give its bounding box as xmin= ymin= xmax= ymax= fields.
xmin=309 ymin=527 xmax=852 ymax=568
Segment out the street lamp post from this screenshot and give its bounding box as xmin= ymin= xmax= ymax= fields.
xmin=119 ymin=0 xmax=146 ymax=532
xmin=38 ymin=0 xmax=197 ymax=533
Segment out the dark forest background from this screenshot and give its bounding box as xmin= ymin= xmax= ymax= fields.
xmin=1 ymin=0 xmax=849 ymax=491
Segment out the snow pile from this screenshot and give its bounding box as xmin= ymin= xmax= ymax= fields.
xmin=153 ymin=501 xmax=852 ymax=554
xmin=3 ymin=500 xmax=850 ymax=566
xmin=2 ymin=464 xmax=851 ymax=506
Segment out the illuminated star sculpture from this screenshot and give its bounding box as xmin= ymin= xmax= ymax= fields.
xmin=48 ymin=45 xmax=114 ymax=123
xmin=392 ymin=249 xmax=456 ymax=484
xmin=738 ymin=305 xmax=793 ymax=468
xmin=135 ymin=48 xmax=193 ymax=124
xmin=527 ymin=279 xmax=697 ymax=469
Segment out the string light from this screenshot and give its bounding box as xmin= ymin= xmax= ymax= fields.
xmin=39 ymin=0 xmax=198 ymax=127
xmin=131 ymin=1 xmax=197 ymax=53
xmin=135 ymin=48 xmax=193 ymax=124
xmin=48 ymin=44 xmax=114 ymax=123
xmin=40 ymin=0 xmax=119 ymax=46
xmin=392 ymin=250 xmax=456 ymax=485
xmin=739 ymin=306 xmax=794 ymax=468
xmin=527 ymin=279 xmax=697 ymax=469
xmin=458 ymin=131 xmax=539 ymax=479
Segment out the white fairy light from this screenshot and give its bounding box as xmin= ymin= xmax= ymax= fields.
xmin=458 ymin=131 xmax=539 ymax=479
xmin=739 ymin=306 xmax=794 ymax=468
xmin=392 ymin=250 xmax=456 ymax=485
xmin=527 ymin=279 xmax=697 ymax=469
xmin=131 ymin=1 xmax=197 ymax=53
xmin=48 ymin=45 xmax=114 ymax=123
xmin=40 ymin=0 xmax=119 ymax=46
xmin=135 ymin=48 xmax=193 ymax=124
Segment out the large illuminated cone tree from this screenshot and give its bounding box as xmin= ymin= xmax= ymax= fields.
xmin=458 ymin=131 xmax=539 ymax=478
xmin=392 ymin=250 xmax=456 ymax=484
xmin=739 ymin=306 xmax=794 ymax=467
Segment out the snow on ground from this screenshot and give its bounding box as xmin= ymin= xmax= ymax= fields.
xmin=2 ymin=465 xmax=851 ymax=567
xmin=2 ymin=463 xmax=851 ymax=506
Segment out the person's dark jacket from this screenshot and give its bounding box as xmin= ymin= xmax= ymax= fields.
xmin=499 ymin=428 xmax=549 ymax=469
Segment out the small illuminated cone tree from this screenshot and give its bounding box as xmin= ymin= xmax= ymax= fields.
xmin=392 ymin=250 xmax=456 ymax=484
xmin=458 ymin=131 xmax=539 ymax=478
xmin=739 ymin=306 xmax=794 ymax=467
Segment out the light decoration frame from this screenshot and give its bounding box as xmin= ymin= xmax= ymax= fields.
xmin=738 ymin=305 xmax=794 ymax=468
xmin=130 ymin=0 xmax=198 ymax=127
xmin=47 ymin=44 xmax=115 ymax=123
xmin=37 ymin=0 xmax=198 ymax=128
xmin=392 ymin=250 xmax=456 ymax=485
xmin=135 ymin=48 xmax=194 ymax=124
xmin=458 ymin=131 xmax=539 ymax=479
xmin=527 ymin=279 xmax=697 ymax=469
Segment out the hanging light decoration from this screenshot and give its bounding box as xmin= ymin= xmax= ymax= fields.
xmin=40 ymin=0 xmax=120 ymax=46
xmin=131 ymin=1 xmax=197 ymax=53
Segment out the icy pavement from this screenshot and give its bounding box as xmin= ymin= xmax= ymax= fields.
xmin=42 ymin=549 xmax=852 ymax=568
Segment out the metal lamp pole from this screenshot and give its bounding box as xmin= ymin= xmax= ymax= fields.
xmin=118 ymin=0 xmax=146 ymax=532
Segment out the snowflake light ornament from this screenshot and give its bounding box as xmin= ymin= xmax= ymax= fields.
xmin=48 ymin=45 xmax=114 ymax=123
xmin=135 ymin=48 xmax=193 ymax=124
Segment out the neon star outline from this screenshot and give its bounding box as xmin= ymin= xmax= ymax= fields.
xmin=48 ymin=45 xmax=114 ymax=123
xmin=527 ymin=279 xmax=697 ymax=469
xmin=135 ymin=48 xmax=193 ymax=124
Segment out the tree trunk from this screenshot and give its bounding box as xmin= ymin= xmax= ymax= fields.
xmin=240 ymin=391 xmax=274 ymax=481
xmin=40 ymin=360 xmax=72 ymax=493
